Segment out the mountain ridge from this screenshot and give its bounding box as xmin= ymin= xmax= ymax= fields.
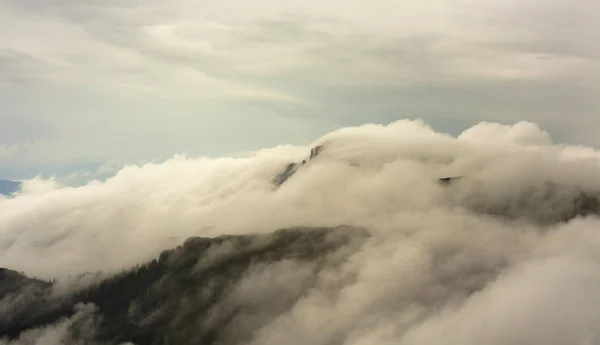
xmin=0 ymin=226 xmax=369 ymax=345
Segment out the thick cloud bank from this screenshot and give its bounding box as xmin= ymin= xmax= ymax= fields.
xmin=2 ymin=119 xmax=600 ymax=344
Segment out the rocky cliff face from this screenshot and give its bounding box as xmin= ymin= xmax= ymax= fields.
xmin=272 ymin=145 xmax=325 ymax=187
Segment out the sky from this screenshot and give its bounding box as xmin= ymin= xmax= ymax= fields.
xmin=0 ymin=0 xmax=598 ymax=182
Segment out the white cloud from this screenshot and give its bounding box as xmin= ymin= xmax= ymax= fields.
xmin=3 ymin=120 xmax=600 ymax=342
xmin=458 ymin=121 xmax=553 ymax=146
xmin=0 ymin=119 xmax=596 ymax=273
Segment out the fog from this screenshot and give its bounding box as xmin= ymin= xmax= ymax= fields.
xmin=2 ymin=119 xmax=600 ymax=344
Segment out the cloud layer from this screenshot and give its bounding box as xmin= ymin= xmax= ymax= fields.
xmin=3 ymin=119 xmax=600 ymax=343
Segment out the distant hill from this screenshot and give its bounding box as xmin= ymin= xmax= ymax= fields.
xmin=0 ymin=179 xmax=21 ymax=196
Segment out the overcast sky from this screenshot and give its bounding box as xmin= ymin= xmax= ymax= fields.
xmin=1 ymin=0 xmax=598 ymax=181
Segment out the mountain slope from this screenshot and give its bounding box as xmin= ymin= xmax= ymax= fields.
xmin=0 ymin=226 xmax=368 ymax=345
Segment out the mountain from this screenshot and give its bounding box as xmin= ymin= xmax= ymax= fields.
xmin=273 ymin=145 xmax=600 ymax=225
xmin=0 ymin=179 xmax=21 ymax=196
xmin=4 ymin=140 xmax=600 ymax=344
xmin=0 ymin=226 xmax=368 ymax=345
xmin=3 ymin=178 xmax=600 ymax=343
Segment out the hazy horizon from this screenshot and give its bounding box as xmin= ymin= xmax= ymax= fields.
xmin=0 ymin=119 xmax=581 ymax=185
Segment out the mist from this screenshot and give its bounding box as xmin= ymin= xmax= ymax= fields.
xmin=2 ymin=119 xmax=600 ymax=344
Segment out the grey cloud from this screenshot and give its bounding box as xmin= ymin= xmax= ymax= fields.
xmin=465 ymin=0 xmax=600 ymax=60
xmin=0 ymin=50 xmax=55 ymax=85
xmin=4 ymin=1 xmax=596 ymax=92
xmin=0 ymin=0 xmax=598 ymax=174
